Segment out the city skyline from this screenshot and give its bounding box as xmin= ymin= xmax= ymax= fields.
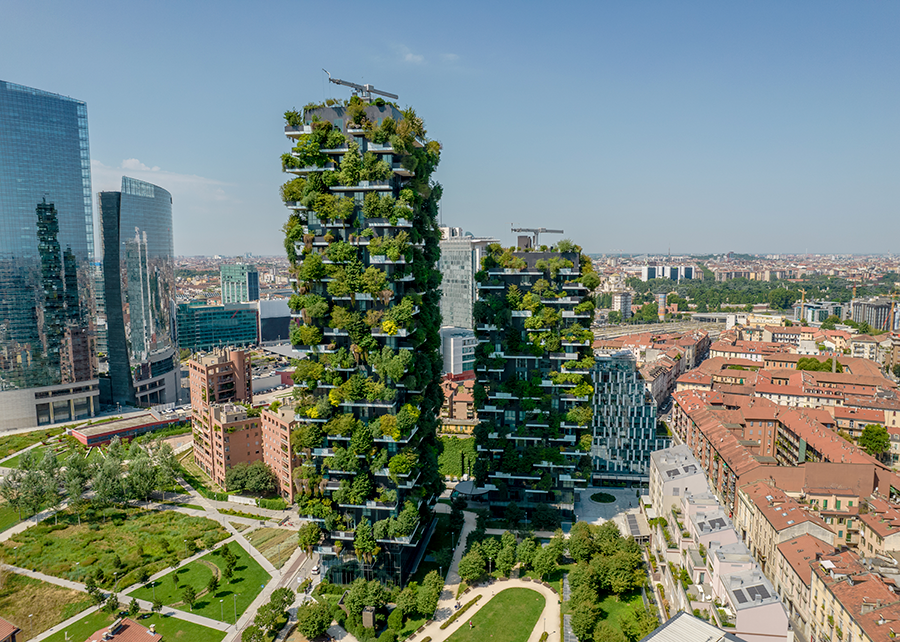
xmin=2 ymin=1 xmax=899 ymax=255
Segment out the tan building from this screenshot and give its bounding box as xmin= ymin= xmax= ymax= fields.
xmin=733 ymin=481 xmax=834 ymax=575
xmin=193 ymin=403 xmax=261 ymax=489
xmin=857 ymin=496 xmax=900 ymax=557
xmin=809 ymin=549 xmax=900 ymax=642
xmin=440 ymin=375 xmax=478 ymax=434
xmin=772 ymin=533 xmax=835 ymax=638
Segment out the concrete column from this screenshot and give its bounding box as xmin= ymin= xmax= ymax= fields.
xmin=49 ymin=401 xmax=55 ymax=424
xmin=70 ymin=398 xmax=75 ymax=421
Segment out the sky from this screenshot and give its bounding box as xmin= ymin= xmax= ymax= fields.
xmin=2 ymin=1 xmax=898 ymax=256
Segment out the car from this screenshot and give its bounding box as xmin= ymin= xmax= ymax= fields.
xmin=311 ymin=565 xmax=320 ymax=575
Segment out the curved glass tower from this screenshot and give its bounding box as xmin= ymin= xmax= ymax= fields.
xmin=98 ymin=177 xmax=177 ymax=407
xmin=0 ymin=80 xmax=98 ymax=428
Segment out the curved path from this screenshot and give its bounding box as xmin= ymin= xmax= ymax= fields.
xmin=413 ymin=579 xmax=560 ymax=642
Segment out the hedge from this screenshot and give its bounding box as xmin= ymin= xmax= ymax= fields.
xmin=439 ymin=594 xmax=482 ymax=630
xmin=256 ymin=497 xmax=288 ymax=510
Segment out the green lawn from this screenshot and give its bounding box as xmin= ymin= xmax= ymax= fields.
xmin=0 ymin=507 xmax=228 ymax=588
xmin=0 ymin=427 xmax=65 ymax=459
xmin=245 ymin=527 xmax=297 ymax=569
xmin=597 ymin=590 xmax=644 ymax=627
xmin=438 ymin=436 xmax=477 ymax=478
xmin=128 ymin=541 xmax=270 ymax=623
xmin=445 ymin=588 xmax=545 ymax=642
xmin=0 ymin=502 xmax=26 ymax=533
xmin=42 ymin=609 xmax=226 ymax=642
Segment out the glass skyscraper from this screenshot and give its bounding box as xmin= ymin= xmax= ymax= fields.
xmin=98 ymin=177 xmax=177 ymax=407
xmin=0 ymin=80 xmax=98 ymax=428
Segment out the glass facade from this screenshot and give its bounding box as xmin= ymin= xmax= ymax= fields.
xmin=590 ymin=351 xmax=669 ymax=484
xmin=0 ymin=80 xmax=98 ymax=427
xmin=438 ymin=237 xmax=496 ymax=329
xmin=175 ymin=301 xmax=258 ymax=352
xmin=98 ymin=177 xmax=177 ymax=407
xmin=220 ymin=263 xmax=260 ymax=303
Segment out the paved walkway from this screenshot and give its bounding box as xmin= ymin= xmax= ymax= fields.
xmin=414 ymin=578 xmax=561 ymax=642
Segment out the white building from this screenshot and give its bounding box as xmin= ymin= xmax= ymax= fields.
xmin=440 ymin=327 xmax=477 ymax=376
xmin=649 ymin=445 xmax=710 ymax=515
xmin=612 ymin=291 xmax=633 ymax=319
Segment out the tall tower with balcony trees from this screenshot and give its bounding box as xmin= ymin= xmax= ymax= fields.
xmin=472 ymin=242 xmax=599 ymax=527
xmin=280 ymin=93 xmax=443 ymax=583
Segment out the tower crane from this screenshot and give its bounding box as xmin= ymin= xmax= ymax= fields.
xmin=322 ymin=69 xmax=398 ymax=101
xmin=510 ymin=226 xmax=565 ymax=249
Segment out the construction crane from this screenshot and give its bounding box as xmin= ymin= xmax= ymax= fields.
xmin=510 ymin=226 xmax=564 ymax=249
xmin=798 ymin=288 xmax=807 ymax=325
xmin=322 ymin=69 xmax=398 ymax=101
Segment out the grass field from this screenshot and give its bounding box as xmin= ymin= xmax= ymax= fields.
xmin=0 ymin=508 xmax=228 ymax=588
xmin=438 ymin=436 xmax=477 ymax=478
xmin=230 ymin=521 xmax=251 ymax=532
xmin=0 ymin=428 xmax=65 ymax=460
xmin=445 ymin=588 xmax=544 ymax=642
xmin=597 ymin=590 xmax=644 ymax=627
xmin=43 ymin=609 xmax=226 ymax=642
xmin=0 ymin=572 xmax=93 ymax=638
xmin=245 ymin=527 xmax=297 ymax=569
xmin=128 ymin=541 xmax=270 ymax=623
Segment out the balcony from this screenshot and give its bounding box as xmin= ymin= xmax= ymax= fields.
xmin=331 ymin=180 xmax=392 ymax=192
xmin=285 ymin=124 xmax=313 ymax=138
xmin=285 ymin=161 xmax=337 ymax=176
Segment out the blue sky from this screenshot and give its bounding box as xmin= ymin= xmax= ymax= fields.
xmin=2 ymin=1 xmax=898 ymax=256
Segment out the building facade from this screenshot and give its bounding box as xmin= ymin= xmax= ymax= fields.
xmin=440 ymin=326 xmax=477 ymax=376
xmin=612 ymin=291 xmax=633 ymax=319
xmin=175 ymin=301 xmax=258 ymax=352
xmin=0 ymin=80 xmax=99 ymax=428
xmin=438 ymin=232 xmax=497 ymax=329
xmin=590 ymin=351 xmax=668 ymax=485
xmin=98 ymin=177 xmax=177 ymax=407
xmin=473 ymin=246 xmax=596 ymax=520
xmin=280 ymin=98 xmax=444 ymax=583
xmin=220 ymin=263 xmax=260 ymax=304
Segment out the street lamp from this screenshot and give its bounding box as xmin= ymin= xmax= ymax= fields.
xmin=220 ymin=599 xmax=224 ymax=621
xmin=233 ymin=593 xmax=238 ymax=623
xmin=14 ymin=547 xmax=18 ymax=566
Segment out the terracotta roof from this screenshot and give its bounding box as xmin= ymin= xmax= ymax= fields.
xmin=858 ymin=497 xmax=900 ymax=539
xmin=741 ymin=481 xmax=833 ymax=533
xmin=85 ymin=618 xmax=162 ymax=642
xmin=776 ymin=533 xmax=835 ymax=587
xmin=0 ymin=617 xmax=19 ymax=641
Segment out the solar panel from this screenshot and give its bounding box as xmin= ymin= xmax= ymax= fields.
xmin=746 ymin=585 xmax=771 ymax=600
xmin=666 ymin=469 xmax=679 ymax=478
xmin=733 ymin=589 xmax=748 ymax=604
xmin=683 ymin=465 xmax=697 ymax=474
xmin=709 ymin=518 xmax=727 ymax=529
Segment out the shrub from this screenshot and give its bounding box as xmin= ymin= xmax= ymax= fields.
xmin=439 ymin=595 xmax=482 ymax=629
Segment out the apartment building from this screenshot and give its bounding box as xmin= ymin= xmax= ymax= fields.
xmin=439 ymin=375 xmax=478 ymax=434
xmin=857 ymin=496 xmax=900 ymax=557
xmin=809 ymin=549 xmax=900 ymax=642
xmin=733 ymin=482 xmax=834 ymax=575
xmin=772 ymin=534 xmax=836 ymax=638
xmin=260 ymin=403 xmax=298 ymax=502
xmin=649 ymin=445 xmax=711 ymax=514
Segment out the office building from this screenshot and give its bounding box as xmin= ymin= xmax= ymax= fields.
xmin=640 ymin=265 xmax=695 ymax=282
xmin=590 ymin=351 xmax=668 ymax=485
xmin=438 ymin=230 xmax=498 ymax=329
xmin=612 ymin=291 xmax=633 ymax=319
xmin=0 ymin=80 xmax=99 ymax=428
xmin=220 ymin=263 xmax=260 ymax=304
xmin=473 ymin=245 xmax=595 ymax=521
xmin=98 ymin=177 xmax=177 ymax=407
xmin=440 ymin=326 xmax=477 ymax=376
xmin=280 ymin=97 xmax=444 ymax=583
xmin=175 ymin=301 xmax=258 ymax=352
xmin=257 ymin=298 xmax=291 ymax=344
xmin=849 ymin=296 xmax=898 ymax=332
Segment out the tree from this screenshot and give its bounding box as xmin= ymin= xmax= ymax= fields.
xmin=821 ymin=315 xmax=842 ymax=330
xmin=532 ymin=503 xmax=560 ymax=531
xmin=570 ymin=599 xmax=601 ymax=641
xmin=296 ymin=601 xmax=331 ymax=639
xmin=767 ymin=288 xmax=794 ymax=310
xmin=104 ymin=595 xmax=120 ymax=614
xmin=433 ymin=547 xmax=454 ymax=571
xmin=241 ymin=625 xmax=265 ymax=642
xmin=531 ymin=546 xmax=557 ymax=580
xmin=127 ymin=454 xmax=157 ymax=503
xmin=516 ymin=538 xmax=538 ymax=568
xmin=298 ymin=521 xmax=321 ymax=556
xmin=64 ymin=450 xmax=91 ymax=503
xmin=245 ymin=461 xmax=278 ymax=495
xmin=0 ymin=469 xmax=24 ymax=520
xmin=594 ymin=620 xmax=628 ymax=642
xmin=608 ymin=310 xmax=622 ymax=324
xmin=354 ymin=518 xmax=377 ymax=562
xmin=497 ymin=543 xmax=516 ymax=577
xmin=182 ymin=585 xmax=197 ymax=611
xmin=595 ymin=521 xmax=622 ymax=556
xmin=92 ymin=457 xmax=125 ymax=507
xmin=457 ymin=549 xmax=486 ymax=583
xmin=417 ymin=571 xmax=443 ymax=617
xmin=859 ymin=424 xmax=891 ymax=459
xmin=396 ymin=582 xmax=419 ymax=616
xmin=482 ymin=538 xmax=501 ymax=574
xmin=128 ymin=598 xmax=140 ymax=617
xmin=152 ymin=598 xmax=163 ymax=614
xmin=367 ymin=580 xmax=389 ymax=610
xmin=154 ymin=443 xmax=177 ymax=500
xmin=504 ymin=502 xmax=524 ymax=527
xmin=620 ymin=606 xmax=659 ymax=642
xmin=254 ymin=602 xmax=281 ymax=633
xmin=894 ymin=364 xmax=900 ymax=379
xmin=345 ymin=578 xmax=369 ymax=617
xmin=207 ymin=575 xmax=219 ymax=595
xmin=568 ymin=522 xmax=596 ymax=563
xmin=270 ymin=587 xmax=295 ymax=615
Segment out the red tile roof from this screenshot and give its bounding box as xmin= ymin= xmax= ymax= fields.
xmin=85 ymin=618 xmax=162 ymax=642
xmin=776 ymin=533 xmax=835 ymax=587
xmin=0 ymin=617 xmax=19 ymax=642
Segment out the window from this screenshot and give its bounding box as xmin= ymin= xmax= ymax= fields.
xmin=823 ymin=500 xmax=828 ymax=509
xmin=836 ymin=500 xmax=841 ymax=510
xmin=848 ymin=501 xmax=853 ymax=507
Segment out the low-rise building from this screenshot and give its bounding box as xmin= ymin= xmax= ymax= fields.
xmin=772 ymin=534 xmax=835 ymax=638
xmin=650 ymin=445 xmax=710 ymax=515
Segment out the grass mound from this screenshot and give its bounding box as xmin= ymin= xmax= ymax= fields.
xmin=590 ymin=492 xmax=616 ymax=503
